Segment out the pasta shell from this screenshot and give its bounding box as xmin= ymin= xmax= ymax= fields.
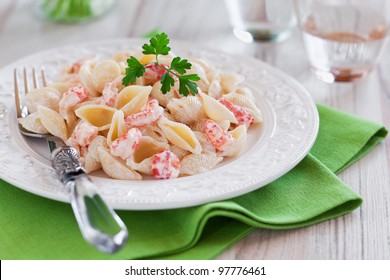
xmin=139 ymin=124 xmax=168 ymax=143
xmin=180 ymin=152 xmax=223 ymax=175
xmin=92 ymin=60 xmax=121 ymax=93
xmin=133 ymin=136 xmax=170 ymax=164
xmin=74 ymin=97 xmax=102 ymax=110
xmin=112 ymin=51 xmax=134 ymax=63
xmin=223 ymin=92 xmax=263 ymax=123
xmin=166 ymin=96 xmax=205 ymax=125
xmin=220 ymin=73 xmax=244 ymax=93
xmin=63 ymin=110 xmax=78 ymax=135
xmin=206 ymin=69 xmax=221 ymax=86
xmin=84 ymin=135 xmax=108 ymax=173
xmin=98 ymin=147 xmax=142 ymax=180
xmin=26 ymin=87 xmax=62 ymax=113
xmin=138 ymin=54 xmax=155 ymax=65
xmin=193 ymin=131 xmax=216 ymax=153
xmin=156 ymin=54 xmax=175 ymax=65
xmin=236 ymin=87 xmax=256 ymax=102
xmin=190 ymin=59 xmax=216 ymax=77
xmin=169 ymin=145 xmax=190 ymax=160
xmin=198 ymin=91 xmax=237 ymax=124
xmin=191 ymin=118 xmax=230 ymax=132
xmin=47 ymin=83 xmax=68 ymax=95
xmin=18 ymin=112 xmax=49 ymax=134
xmin=79 ymin=61 xmax=99 ymax=97
xmin=107 ymin=110 xmax=127 ymax=146
xmin=60 ymin=73 xmax=80 ymax=87
xmin=37 ymin=105 xmax=68 ymax=142
xmin=75 ymin=104 xmax=117 ymax=131
xmin=207 ymin=79 xmax=223 ymax=99
xmin=150 ymin=81 xmax=179 ymax=107
xmin=115 ymin=85 xmax=152 ymax=115
xmin=187 ymin=62 xmax=209 ymax=92
xmin=219 ymin=125 xmax=247 ymax=157
xmin=126 ymin=156 xmax=153 ymax=176
xmin=157 ymin=117 xmax=202 ymax=155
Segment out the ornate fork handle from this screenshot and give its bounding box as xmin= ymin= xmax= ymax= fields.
xmin=51 ymin=146 xmax=128 ymax=254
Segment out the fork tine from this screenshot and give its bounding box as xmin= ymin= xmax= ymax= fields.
xmin=32 ymin=68 xmax=39 ymax=89
xmin=41 ymin=69 xmax=47 ymax=87
xmin=23 ymin=67 xmax=30 ymax=93
xmin=13 ymin=69 xmax=22 ymax=119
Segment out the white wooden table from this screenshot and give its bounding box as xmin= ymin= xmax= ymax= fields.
xmin=0 ymin=0 xmax=389 ymax=259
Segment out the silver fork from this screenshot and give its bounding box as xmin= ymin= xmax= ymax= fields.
xmin=14 ymin=68 xmax=128 ymax=254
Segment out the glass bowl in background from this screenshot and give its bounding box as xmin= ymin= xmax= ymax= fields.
xmin=34 ymin=0 xmax=117 ymax=23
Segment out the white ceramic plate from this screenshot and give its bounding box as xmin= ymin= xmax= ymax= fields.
xmin=0 ymin=39 xmax=319 ymax=210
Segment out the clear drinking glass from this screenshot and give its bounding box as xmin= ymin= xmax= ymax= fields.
xmin=225 ymin=0 xmax=296 ymax=43
xmin=294 ymin=0 xmax=390 ymax=82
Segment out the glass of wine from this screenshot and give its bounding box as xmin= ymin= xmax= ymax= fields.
xmin=294 ymin=0 xmax=390 ymax=82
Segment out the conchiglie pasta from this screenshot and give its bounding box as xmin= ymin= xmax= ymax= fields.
xmin=37 ymin=105 xmax=68 ymax=142
xmin=158 ymin=117 xmax=202 ymax=155
xmin=126 ymin=135 xmax=171 ymax=175
xmin=132 ymin=136 xmax=170 ymax=164
xmin=92 ymin=60 xmax=121 ymax=93
xmin=18 ymin=112 xmax=49 ymax=134
xmin=166 ymin=96 xmax=205 ymax=125
xmin=218 ymin=125 xmax=247 ymax=157
xmin=139 ymin=124 xmax=168 ymax=143
xmin=198 ymin=91 xmax=237 ymax=124
xmin=19 ymin=52 xmax=263 ymax=181
xmin=75 ymin=104 xmax=117 ymax=131
xmin=115 ymin=85 xmax=152 ymax=115
xmin=223 ymin=92 xmax=263 ymax=123
xmin=180 ymin=152 xmax=223 ymax=175
xmin=26 ymin=87 xmax=62 ymax=113
xmin=220 ymin=73 xmax=245 ymax=93
xmin=150 ymin=81 xmax=179 ymax=107
xmin=187 ymin=62 xmax=209 ymax=92
xmin=98 ymin=147 xmax=142 ymax=180
xmin=126 ymin=156 xmax=153 ymax=175
xmin=107 ymin=110 xmax=127 ymax=146
xmin=84 ymin=135 xmax=108 ymax=173
xmin=79 ymin=61 xmax=98 ymax=97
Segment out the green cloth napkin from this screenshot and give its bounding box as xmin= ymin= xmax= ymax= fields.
xmin=0 ymin=104 xmax=387 ymax=260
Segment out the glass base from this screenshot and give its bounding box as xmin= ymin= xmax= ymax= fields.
xmin=311 ymin=66 xmax=373 ymax=83
xmin=233 ymin=27 xmax=292 ymax=43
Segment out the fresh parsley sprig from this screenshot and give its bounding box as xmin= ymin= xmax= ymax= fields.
xmin=122 ymin=33 xmax=200 ymax=96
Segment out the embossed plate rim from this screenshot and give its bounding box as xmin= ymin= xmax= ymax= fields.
xmin=0 ymin=39 xmax=319 ymax=210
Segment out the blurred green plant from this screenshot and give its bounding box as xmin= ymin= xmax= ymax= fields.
xmin=36 ymin=0 xmax=116 ymax=23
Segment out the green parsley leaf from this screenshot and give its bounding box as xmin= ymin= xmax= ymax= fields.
xmin=179 ymin=74 xmax=201 ymax=81
xmin=178 ymin=76 xmax=199 ymax=96
xmin=160 ymin=73 xmax=175 ymax=94
xmin=142 ymin=32 xmax=171 ymax=56
xmin=170 ymin=57 xmax=192 ymax=75
xmin=122 ymin=32 xmax=201 ymax=96
xmin=122 ymin=56 xmax=145 ymax=85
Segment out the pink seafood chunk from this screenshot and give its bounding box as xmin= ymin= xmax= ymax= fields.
xmin=125 ymin=99 xmax=164 ymax=127
xmin=72 ymin=121 xmax=98 ymax=147
xmin=218 ymin=97 xmax=254 ymax=128
xmin=110 ymin=128 xmax=142 ymax=160
xmin=144 ymin=63 xmax=169 ymax=84
xmin=101 ymin=82 xmax=118 ymax=107
xmin=59 ymin=85 xmax=89 ymax=112
xmin=152 ymin=150 xmax=181 ymax=179
xmin=203 ymin=119 xmax=234 ymax=150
